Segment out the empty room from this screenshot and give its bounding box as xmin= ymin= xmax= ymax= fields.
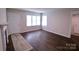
xmin=0 ymin=8 xmax=79 ymax=51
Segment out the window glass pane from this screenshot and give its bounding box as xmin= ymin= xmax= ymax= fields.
xmin=32 ymin=16 xmax=37 ymax=26
xmin=36 ymin=16 xmax=40 ymax=25
xmin=26 ymin=15 xmax=31 ymax=26
xmin=42 ymin=16 xmax=47 ymax=26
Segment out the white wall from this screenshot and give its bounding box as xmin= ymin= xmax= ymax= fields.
xmin=71 ymin=15 xmax=74 ymax=35
xmin=7 ymin=9 xmax=41 ymax=35
xmin=0 ymin=28 xmax=3 ymax=50
xmin=42 ymin=9 xmax=72 ymax=38
xmin=0 ymin=8 xmax=7 ymax=51
xmin=0 ymin=8 xmax=7 ymax=25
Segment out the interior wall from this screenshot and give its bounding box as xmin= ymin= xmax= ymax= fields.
xmin=71 ymin=15 xmax=75 ymax=34
xmin=0 ymin=28 xmax=3 ymax=50
xmin=0 ymin=8 xmax=7 ymax=25
xmin=7 ymin=9 xmax=41 ymax=35
xmin=42 ymin=9 xmax=72 ymax=38
xmin=0 ymin=8 xmax=7 ymax=51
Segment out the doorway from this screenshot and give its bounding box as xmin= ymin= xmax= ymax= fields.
xmin=71 ymin=14 xmax=79 ymax=36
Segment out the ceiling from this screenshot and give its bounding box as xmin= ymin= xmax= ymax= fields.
xmin=15 ymin=8 xmax=79 ymax=13
xmin=15 ymin=8 xmax=64 ymax=13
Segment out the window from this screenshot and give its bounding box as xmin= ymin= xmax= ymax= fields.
xmin=36 ymin=16 xmax=40 ymax=25
xmin=26 ymin=15 xmax=40 ymax=26
xmin=32 ymin=16 xmax=37 ymax=26
xmin=26 ymin=15 xmax=32 ymax=26
xmin=42 ymin=16 xmax=47 ymax=26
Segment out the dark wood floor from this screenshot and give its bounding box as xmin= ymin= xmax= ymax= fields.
xmin=7 ymin=30 xmax=79 ymax=51
xmin=21 ymin=30 xmax=79 ymax=51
